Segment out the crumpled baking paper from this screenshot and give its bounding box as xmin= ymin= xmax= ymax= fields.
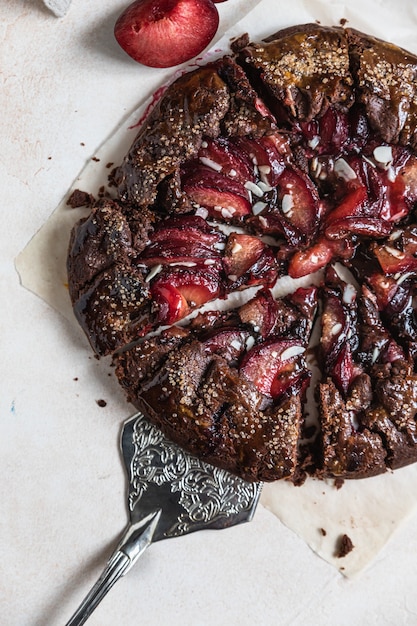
xmin=16 ymin=0 xmax=417 ymax=577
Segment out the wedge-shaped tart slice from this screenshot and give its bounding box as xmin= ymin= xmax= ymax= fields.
xmin=317 ymin=265 xmax=417 ymax=478
xmin=115 ymin=287 xmax=317 ymax=481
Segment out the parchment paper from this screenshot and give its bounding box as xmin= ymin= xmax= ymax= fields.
xmin=16 ymin=0 xmax=417 ymax=577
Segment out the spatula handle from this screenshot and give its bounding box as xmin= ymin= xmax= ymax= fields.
xmin=65 ymin=551 xmax=130 ymax=626
xmin=65 ymin=510 xmax=162 ymax=626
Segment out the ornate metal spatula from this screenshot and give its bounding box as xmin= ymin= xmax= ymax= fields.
xmin=65 ymin=412 xmax=262 ymax=626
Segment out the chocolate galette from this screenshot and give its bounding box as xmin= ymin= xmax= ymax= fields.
xmin=68 ymin=24 xmax=417 ymax=482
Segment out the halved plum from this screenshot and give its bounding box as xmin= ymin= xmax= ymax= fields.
xmin=239 ymin=338 xmax=308 ymax=399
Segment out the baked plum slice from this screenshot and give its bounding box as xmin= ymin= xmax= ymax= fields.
xmin=229 ymin=135 xmax=287 ymax=186
xmin=288 ymin=235 xmax=356 ymax=278
xmin=150 ymin=260 xmax=223 ymax=324
xmin=196 ymin=137 xmax=256 ymax=185
xmin=320 ymin=267 xmax=360 ymax=395
xmin=222 ymin=233 xmax=278 ymax=288
xmin=300 ymin=106 xmax=349 ymax=155
xmin=240 ymin=339 xmax=309 ymax=399
xmin=138 ymin=215 xmax=225 ymax=265
xmin=201 ymin=327 xmax=252 ymax=364
xmin=181 ymin=164 xmax=252 ymax=219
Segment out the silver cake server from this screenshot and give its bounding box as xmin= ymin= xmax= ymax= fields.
xmin=65 ymin=412 xmax=262 ymax=626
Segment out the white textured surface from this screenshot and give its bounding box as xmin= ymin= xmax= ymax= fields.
xmin=3 ymin=1 xmax=417 ymax=624
xmin=43 ymin=0 xmax=72 ymax=18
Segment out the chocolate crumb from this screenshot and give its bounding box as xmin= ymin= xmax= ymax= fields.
xmin=73 ymin=377 xmax=78 ymax=381
xmin=320 ymin=528 xmax=327 ymax=536
xmin=106 ymin=162 xmax=114 ymax=169
xmin=340 ymin=18 xmax=348 ymax=26
xmin=66 ymin=189 xmax=95 ymax=209
xmin=92 ymin=156 xmax=100 ymax=162
xmin=335 ymin=534 xmax=354 ymax=558
xmin=334 ymin=478 xmax=344 ymax=490
xmin=96 ymin=399 xmax=107 ymax=408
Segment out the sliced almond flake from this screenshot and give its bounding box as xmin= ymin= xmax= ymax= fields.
xmin=201 ymin=140 xmax=208 ymax=148
xmin=204 ymin=259 xmax=216 ymax=265
xmin=371 ymin=346 xmax=381 ymax=364
xmin=387 ymin=165 xmax=397 ymax=182
xmin=373 ymin=145 xmax=393 ymax=166
xmin=257 ymin=181 xmax=273 ymax=192
xmin=389 ymin=229 xmax=402 ymax=241
xmin=310 ymin=157 xmax=319 ymax=174
xmin=258 ymin=216 xmax=268 ymax=228
xmin=281 ymin=193 xmax=294 ymax=214
xmin=397 ymin=272 xmax=414 ymax=285
xmin=231 ymin=242 xmax=243 ymax=254
xmin=384 ymin=245 xmax=405 ymax=259
xmin=228 ymin=274 xmax=238 ymax=281
xmin=231 ymin=338 xmax=243 ymax=350
xmin=199 ymin=156 xmax=223 ymax=172
xmin=229 ymin=168 xmax=237 ymax=177
xmin=334 ymin=158 xmax=357 ymax=181
xmin=245 ymin=336 xmax=255 ymax=351
xmin=308 ymin=136 xmax=320 ymax=149
xmin=195 ymin=206 xmax=209 ymax=219
xmin=258 ymin=164 xmax=271 ymax=174
xmin=214 ymin=242 xmax=226 ymax=250
xmin=245 ymin=181 xmax=264 ymax=197
xmin=145 ymin=264 xmax=163 ymax=282
xmin=331 ymin=322 xmax=343 ymax=336
xmin=169 ymin=261 xmax=197 ymax=267
xmin=252 ymin=201 xmax=267 ymax=215
xmin=281 ymin=345 xmax=305 ymax=360
xmin=343 ymin=283 xmax=356 ymax=304
xmin=221 ymin=207 xmax=236 ymax=219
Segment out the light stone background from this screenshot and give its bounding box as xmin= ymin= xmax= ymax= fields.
xmin=3 ymin=1 xmax=417 ymax=624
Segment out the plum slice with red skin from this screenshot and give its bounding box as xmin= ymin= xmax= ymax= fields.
xmin=239 ymin=339 xmax=308 ymax=399
xmin=182 ymin=165 xmax=252 ymax=218
xmin=151 ymin=261 xmax=223 ymax=324
xmin=371 ymin=242 xmax=417 ymax=275
xmin=114 ymin=0 xmax=220 ymax=68
xmin=196 ymin=138 xmax=256 ymax=185
xmin=275 ymin=166 xmax=320 ymax=241
xmin=222 ymin=233 xmax=278 ymax=287
xmin=229 ymin=136 xmax=286 ymax=186
xmin=202 ymin=327 xmax=251 ymax=362
xmin=139 ymin=215 xmax=224 ymax=265
xmin=301 ymin=106 xmax=349 ymax=155
xmin=320 ymin=269 xmax=360 ymax=394
xmin=288 ymin=235 xmax=356 ymax=279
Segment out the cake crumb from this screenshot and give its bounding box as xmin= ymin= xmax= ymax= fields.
xmin=66 ymin=189 xmax=95 ymax=209
xmin=96 ymin=399 xmax=107 ymax=408
xmin=319 ymin=528 xmax=327 ymax=536
xmin=335 ymin=533 xmax=354 ymax=558
xmin=334 ymin=477 xmax=344 ymax=490
xmin=340 ymin=18 xmax=348 ymax=26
